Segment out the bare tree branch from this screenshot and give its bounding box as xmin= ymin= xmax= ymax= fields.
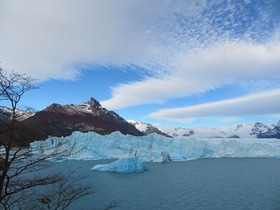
xmin=0 ymin=67 xmax=94 ymax=209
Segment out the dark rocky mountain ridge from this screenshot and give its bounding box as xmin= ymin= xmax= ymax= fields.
xmin=1 ymin=98 xmax=143 ymax=143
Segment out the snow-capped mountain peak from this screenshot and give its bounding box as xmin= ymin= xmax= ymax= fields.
xmin=128 ymin=120 xmax=171 ymax=137
xmin=157 ymin=122 xmax=279 ymax=139
xmin=250 ymin=122 xmax=270 ymax=136
xmin=0 ymin=105 xmax=34 ymax=122
xmin=72 ymin=97 xmax=103 ymax=113
xmin=18 ymin=97 xmax=143 ymax=142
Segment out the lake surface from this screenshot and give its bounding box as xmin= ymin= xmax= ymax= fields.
xmin=51 ymin=158 xmax=280 ymax=210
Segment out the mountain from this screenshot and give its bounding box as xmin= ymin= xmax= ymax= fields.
xmin=127 ymin=120 xmax=172 ymax=138
xmin=0 ymin=106 xmax=34 ymax=123
xmin=257 ymin=121 xmax=280 ymax=138
xmin=157 ymin=121 xmax=280 ymax=139
xmin=0 ymin=106 xmax=35 ymax=146
xmin=249 ymin=122 xmax=270 ymax=136
xmin=1 ymin=98 xmax=279 ymax=144
xmin=127 ymin=119 xmax=280 ymax=139
xmin=20 ymin=98 xmax=143 ymax=142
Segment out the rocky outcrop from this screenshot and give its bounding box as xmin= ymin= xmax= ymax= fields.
xmin=183 ymin=130 xmax=195 ymax=137
xmin=257 ymin=122 xmax=280 ymax=139
xmin=250 ymin=122 xmax=270 ymax=136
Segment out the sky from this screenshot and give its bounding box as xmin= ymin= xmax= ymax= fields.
xmin=0 ymin=0 xmax=280 ymax=128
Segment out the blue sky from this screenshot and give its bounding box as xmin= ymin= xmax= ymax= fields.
xmin=1 ymin=0 xmax=280 ymax=128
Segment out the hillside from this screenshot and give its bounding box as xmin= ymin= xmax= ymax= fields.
xmin=1 ymin=98 xmax=143 ymax=143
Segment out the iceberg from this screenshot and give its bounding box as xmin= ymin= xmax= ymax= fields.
xmin=91 ymin=157 xmax=148 ymax=173
xmin=30 ymin=131 xmax=280 ymax=162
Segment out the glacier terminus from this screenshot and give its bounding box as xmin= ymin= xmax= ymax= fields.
xmin=31 ymin=131 xmax=280 ymax=164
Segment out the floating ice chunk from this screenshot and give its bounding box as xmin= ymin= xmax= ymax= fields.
xmin=91 ymin=157 xmax=148 ymax=173
xmin=52 ymin=157 xmax=68 ymax=162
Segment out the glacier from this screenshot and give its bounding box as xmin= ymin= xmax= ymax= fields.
xmin=91 ymin=157 xmax=148 ymax=173
xmin=30 ymin=131 xmax=280 ymax=162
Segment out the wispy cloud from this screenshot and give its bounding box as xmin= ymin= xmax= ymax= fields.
xmin=0 ymin=0 xmax=171 ymax=79
xmin=0 ymin=0 xmax=279 ymax=113
xmin=101 ymin=41 xmax=280 ymax=109
xmin=0 ymin=0 xmax=205 ymax=79
xmin=149 ymin=89 xmax=280 ymax=122
xmin=1 ymin=1 xmax=278 ymax=78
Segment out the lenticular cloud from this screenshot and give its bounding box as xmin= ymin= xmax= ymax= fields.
xmin=102 ymin=41 xmax=280 ymax=110
xmin=149 ymin=89 xmax=280 ymax=122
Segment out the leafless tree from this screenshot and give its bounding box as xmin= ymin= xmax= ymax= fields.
xmin=0 ymin=68 xmax=93 ymax=209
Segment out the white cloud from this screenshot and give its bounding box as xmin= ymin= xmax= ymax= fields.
xmin=149 ymin=89 xmax=280 ymax=122
xmin=101 ymin=41 xmax=280 ymax=109
xmin=0 ymin=0 xmax=176 ymax=79
xmin=1 ymin=0 xmax=277 ymax=80
xmin=1 ymin=0 xmax=279 ymax=112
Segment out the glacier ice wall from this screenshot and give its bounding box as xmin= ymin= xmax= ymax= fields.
xmin=30 ymin=131 xmax=280 ymax=162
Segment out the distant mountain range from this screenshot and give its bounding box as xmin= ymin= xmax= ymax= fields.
xmin=156 ymin=121 xmax=280 ymax=139
xmin=128 ymin=120 xmax=280 ymax=139
xmin=1 ymin=97 xmax=279 ymax=144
